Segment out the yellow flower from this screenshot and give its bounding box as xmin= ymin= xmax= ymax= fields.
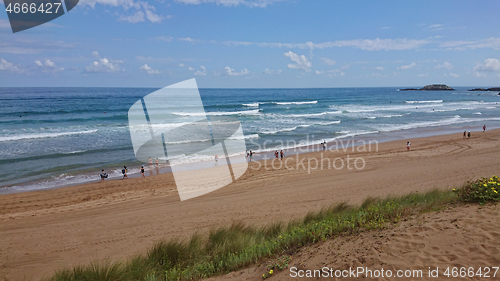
xmin=452 ymin=188 xmax=456 ymax=191
xmin=270 ymin=270 xmax=273 ymax=274
xmin=484 ymin=184 xmax=488 ymax=187
xmin=263 ymin=274 xmax=265 ymax=277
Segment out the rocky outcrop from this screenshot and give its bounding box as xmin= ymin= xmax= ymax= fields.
xmin=468 ymin=87 xmax=500 ymax=91
xmin=420 ymin=84 xmax=455 ymax=91
xmin=399 ymin=84 xmax=455 ymax=91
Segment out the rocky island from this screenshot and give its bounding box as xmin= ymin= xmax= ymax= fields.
xmin=468 ymin=87 xmax=500 ymax=91
xmin=399 ymin=84 xmax=455 ymax=91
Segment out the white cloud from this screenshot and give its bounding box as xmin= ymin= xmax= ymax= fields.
xmin=224 ymin=66 xmax=249 ymax=76
xmin=435 ymin=62 xmax=453 ymax=70
xmin=417 ymin=73 xmax=429 ymax=77
xmin=81 ymin=0 xmax=164 ymax=23
xmin=473 ymin=58 xmax=500 ymax=73
xmin=374 ymin=66 xmax=384 ymax=71
xmin=173 ymin=0 xmax=282 ymax=8
xmin=224 ymin=38 xmax=429 ymax=51
xmin=327 ymin=69 xmax=346 ymax=77
xmin=397 ymin=62 xmax=416 ymax=70
xmin=263 ymin=68 xmax=281 ymax=75
xmin=440 ymin=37 xmax=500 ymax=50
xmin=330 ymin=38 xmax=428 ymax=51
xmin=449 ymin=73 xmax=460 ymax=77
xmin=194 ymin=66 xmax=207 ymax=76
xmin=119 ymin=11 xmax=146 ymax=23
xmin=142 ymin=2 xmax=163 ymax=22
xmin=85 ymin=58 xmax=123 ymax=73
xmin=381 ymin=26 xmax=391 ymax=30
xmin=139 ymin=64 xmax=160 ymax=74
xmin=427 ymin=24 xmax=446 ymax=31
xmin=284 ymin=51 xmax=311 ymax=71
xmin=179 ymin=63 xmax=185 ymax=67
xmin=188 ymin=66 xmax=195 ymax=71
xmin=154 ymin=36 xmax=173 ymax=42
xmin=34 ymin=59 xmax=64 ymax=73
xmin=315 ymin=65 xmax=348 ymax=77
xmin=80 ymin=0 xmax=137 ymax=9
xmin=92 ymin=51 xmax=100 ymax=57
xmin=178 ymin=37 xmax=203 ymax=43
xmin=0 ymin=58 xmax=25 ymax=73
xmin=320 ymin=57 xmax=336 ymax=66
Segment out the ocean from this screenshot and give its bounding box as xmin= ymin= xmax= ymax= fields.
xmin=1 ymin=87 xmax=499 ymax=193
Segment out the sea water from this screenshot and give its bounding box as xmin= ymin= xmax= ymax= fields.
xmin=1 ymin=87 xmax=499 ymax=192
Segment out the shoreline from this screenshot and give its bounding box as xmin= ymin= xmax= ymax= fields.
xmin=1 ymin=121 xmax=497 ymax=195
xmin=1 ymin=128 xmax=500 ymax=280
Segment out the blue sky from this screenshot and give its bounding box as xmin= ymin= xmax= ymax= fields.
xmin=1 ymin=0 xmax=500 ymax=88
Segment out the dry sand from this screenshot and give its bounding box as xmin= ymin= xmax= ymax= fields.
xmin=1 ymin=129 xmax=499 ymax=280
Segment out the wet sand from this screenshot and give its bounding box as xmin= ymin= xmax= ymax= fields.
xmin=1 ymin=129 xmax=499 ymax=280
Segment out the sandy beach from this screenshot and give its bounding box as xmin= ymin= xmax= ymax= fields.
xmin=1 ymin=129 xmax=500 ymax=280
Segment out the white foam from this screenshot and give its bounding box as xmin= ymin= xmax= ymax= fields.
xmin=375 ymin=115 xmax=471 ymax=132
xmin=229 ymin=134 xmax=259 ymax=140
xmin=172 ymin=109 xmax=260 ymax=116
xmin=405 ymin=100 xmax=443 ymax=104
xmin=260 ymin=121 xmax=341 ymax=135
xmin=0 ymin=129 xmax=98 ymax=142
xmin=243 ymin=103 xmax=259 ymax=107
xmin=274 ymin=101 xmax=318 ymax=105
xmin=284 ymin=111 xmax=341 ymax=118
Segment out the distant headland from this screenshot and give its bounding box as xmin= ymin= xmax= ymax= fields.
xmin=467 ymin=87 xmax=500 ymax=92
xmin=399 ymin=84 xmax=455 ymax=91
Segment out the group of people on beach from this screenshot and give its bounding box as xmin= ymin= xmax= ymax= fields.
xmin=245 ymin=150 xmax=254 ymax=162
xmin=274 ymin=150 xmax=285 ymax=160
xmin=101 ymin=124 xmax=491 ymax=182
xmin=462 ymin=125 xmax=487 ymax=139
xmin=99 ymin=156 xmax=161 ymax=182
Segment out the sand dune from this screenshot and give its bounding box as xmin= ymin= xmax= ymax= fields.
xmin=213 ymin=203 xmax=500 ymax=280
xmin=1 ymin=129 xmax=499 ymax=280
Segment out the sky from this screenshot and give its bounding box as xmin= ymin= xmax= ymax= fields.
xmin=1 ymin=0 xmax=500 ymax=88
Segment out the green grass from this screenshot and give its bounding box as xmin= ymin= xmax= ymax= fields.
xmin=45 ymin=189 xmax=460 ymax=281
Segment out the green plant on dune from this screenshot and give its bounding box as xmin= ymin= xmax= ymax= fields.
xmin=45 ymin=175 xmax=500 ymax=281
xmin=454 ymin=176 xmax=500 ymax=203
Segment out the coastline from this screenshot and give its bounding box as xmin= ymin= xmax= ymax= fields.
xmin=1 ymin=128 xmax=500 ymax=280
xmin=1 ymin=121 xmax=498 ymax=195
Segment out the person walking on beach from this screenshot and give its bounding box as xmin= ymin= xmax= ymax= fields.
xmin=323 ymin=141 xmax=327 ymax=150
xmin=155 ymin=158 xmax=159 ymax=167
xmin=149 ymin=157 xmax=153 ymax=166
xmin=280 ymin=150 xmax=285 ymax=160
xmin=463 ymin=131 xmax=467 ymax=139
xmin=122 ymin=166 xmax=128 ymax=179
xmin=249 ymin=151 xmax=253 ymax=162
xmin=468 ymin=131 xmax=471 ymax=138
xmin=406 ymin=142 xmax=411 ymax=151
xmin=275 ymin=150 xmax=279 ymax=159
xmin=483 ymin=125 xmax=486 ymax=132
xmin=141 ymin=166 xmax=145 ymax=178
xmin=99 ymin=169 xmax=108 ymax=183
xmin=245 ymin=150 xmax=249 ymax=161
xmin=215 ymin=154 xmax=219 ymax=166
